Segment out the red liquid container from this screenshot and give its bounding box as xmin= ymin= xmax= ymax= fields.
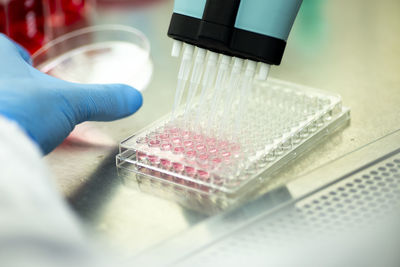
xmin=0 ymin=5 xmax=6 ymax=33
xmin=0 ymin=0 xmax=46 ymax=53
xmin=44 ymin=0 xmax=89 ymax=37
xmin=0 ymin=0 xmax=90 ymax=54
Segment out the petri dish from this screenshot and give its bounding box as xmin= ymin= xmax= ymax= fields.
xmin=32 ymin=24 xmax=153 ymax=91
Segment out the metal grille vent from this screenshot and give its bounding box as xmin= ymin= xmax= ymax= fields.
xmin=174 ymin=155 xmax=400 ymax=266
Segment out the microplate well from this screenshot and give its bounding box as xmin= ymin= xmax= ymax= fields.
xmin=116 ymin=79 xmax=350 ymax=212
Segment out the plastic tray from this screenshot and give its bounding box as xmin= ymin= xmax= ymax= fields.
xmin=116 ymin=78 xmax=350 ymax=212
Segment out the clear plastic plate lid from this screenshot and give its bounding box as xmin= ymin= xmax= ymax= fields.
xmin=32 ymin=24 xmax=153 ymax=91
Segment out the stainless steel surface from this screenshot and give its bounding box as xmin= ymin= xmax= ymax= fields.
xmin=131 ymin=130 xmax=400 ymax=266
xmin=169 ymin=152 xmax=400 ymax=266
xmin=45 ymin=0 xmax=400 ymax=255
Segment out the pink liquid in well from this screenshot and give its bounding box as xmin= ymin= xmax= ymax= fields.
xmin=148 ymin=155 xmax=159 ymax=164
xmin=181 ymin=131 xmax=191 ymax=139
xmin=197 ymin=170 xmax=209 ymax=180
xmin=148 ymin=139 xmax=160 ymax=147
xmin=173 ymin=146 xmax=184 ymax=154
xmin=138 ymin=126 xmax=243 ymax=191
xmin=185 ymin=150 xmax=196 ymax=158
xmin=208 ymin=147 xmax=218 ymax=155
xmin=172 ymin=162 xmax=184 ymax=172
xmin=168 ymin=127 xmax=180 ymax=135
xmin=206 ymin=137 xmax=216 ymax=146
xmin=221 ymin=151 xmax=231 ymax=158
xmin=160 ymin=158 xmax=171 ymax=168
xmin=184 ymin=166 xmax=195 ymax=176
xmin=196 ymin=144 xmax=206 ymax=152
xmin=212 ymin=157 xmax=222 ymax=164
xmin=192 ymin=134 xmax=203 ymax=142
xmin=197 ymin=153 xmax=209 ymax=162
xmin=159 ymin=133 xmax=169 ymax=140
xmin=161 ymin=143 xmax=172 ymax=151
xmin=171 ymin=137 xmax=182 ymax=145
xmin=218 ymin=141 xmax=229 ymax=148
xmin=183 ymin=140 xmax=193 ymax=148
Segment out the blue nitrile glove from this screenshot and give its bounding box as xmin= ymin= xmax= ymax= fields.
xmin=0 ymin=34 xmax=143 ymax=155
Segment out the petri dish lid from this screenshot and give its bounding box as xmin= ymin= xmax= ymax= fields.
xmin=32 ymin=24 xmax=153 ymax=91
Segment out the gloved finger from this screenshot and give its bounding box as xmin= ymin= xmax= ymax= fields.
xmin=0 ymin=34 xmax=32 ymax=77
xmin=65 ymin=83 xmax=143 ymax=123
xmin=13 ymin=42 xmax=33 ymax=65
xmin=0 ymin=34 xmax=32 ymax=64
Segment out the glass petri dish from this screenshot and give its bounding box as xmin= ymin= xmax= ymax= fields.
xmin=32 ymin=24 xmax=153 ymax=91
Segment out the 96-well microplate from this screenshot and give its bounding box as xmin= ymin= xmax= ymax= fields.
xmin=116 ymin=79 xmax=350 ymax=211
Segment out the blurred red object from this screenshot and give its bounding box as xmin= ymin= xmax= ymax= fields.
xmin=0 ymin=0 xmax=91 ymax=54
xmin=0 ymin=0 xmax=46 ymax=53
xmin=0 ymin=4 xmax=7 ymax=33
xmin=44 ymin=0 xmax=89 ymax=30
xmin=96 ymin=0 xmax=168 ymax=9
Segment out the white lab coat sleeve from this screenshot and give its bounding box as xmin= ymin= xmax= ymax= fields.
xmin=0 ymin=116 xmax=116 ymax=267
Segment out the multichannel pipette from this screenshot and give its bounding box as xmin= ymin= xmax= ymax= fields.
xmin=168 ymin=0 xmax=303 ymax=122
xmin=116 ymin=0 xmax=352 ymax=212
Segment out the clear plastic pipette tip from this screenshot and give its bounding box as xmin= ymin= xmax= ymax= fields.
xmin=171 ymin=44 xmax=194 ymax=119
xmin=235 ymin=60 xmax=257 ymax=136
xmin=256 ymin=63 xmax=271 ymax=80
xmin=170 ymin=42 xmax=271 ymax=138
xmin=195 ymin=51 xmax=218 ymax=126
xmin=207 ymin=55 xmax=231 ymax=134
xmin=219 ymin=57 xmax=244 ymax=138
xmin=184 ymin=48 xmax=206 ymax=119
xmin=171 ymin=40 xmax=183 ymax=57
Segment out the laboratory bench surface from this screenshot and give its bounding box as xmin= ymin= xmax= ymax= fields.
xmin=45 ymin=0 xmax=400 ymax=257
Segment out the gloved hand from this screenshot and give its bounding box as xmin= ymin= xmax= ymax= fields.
xmin=0 ymin=34 xmax=143 ymax=155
